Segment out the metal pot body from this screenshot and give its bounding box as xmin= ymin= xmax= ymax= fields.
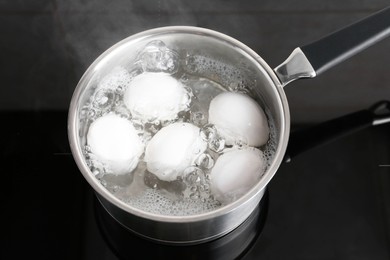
xmin=68 ymin=7 xmax=390 ymax=245
xmin=68 ymin=26 xmax=290 ymax=244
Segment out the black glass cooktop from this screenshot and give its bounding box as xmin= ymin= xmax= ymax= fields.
xmin=2 ymin=111 xmax=390 ymax=259
xmin=3 ymin=0 xmax=390 ymax=259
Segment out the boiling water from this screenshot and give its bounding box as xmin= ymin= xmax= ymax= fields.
xmin=79 ymin=40 xmax=277 ymax=216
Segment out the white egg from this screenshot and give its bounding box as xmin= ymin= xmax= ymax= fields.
xmin=145 ymin=122 xmax=207 ymax=181
xmin=87 ymin=114 xmax=144 ymax=175
xmin=210 ymin=147 xmax=266 ymax=202
xmin=208 ymin=92 xmax=269 ymax=147
xmin=123 ymin=73 xmax=190 ymax=121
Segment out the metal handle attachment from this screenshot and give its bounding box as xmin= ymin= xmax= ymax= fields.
xmin=371 ymin=100 xmax=390 ymax=126
xmin=275 ymin=6 xmax=390 ymax=86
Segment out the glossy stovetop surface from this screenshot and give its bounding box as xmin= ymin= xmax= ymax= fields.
xmin=3 ymin=1 xmax=390 ymax=259
xmin=3 ymin=111 xmax=389 ymax=259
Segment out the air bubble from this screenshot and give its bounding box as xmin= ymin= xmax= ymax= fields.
xmin=200 ymin=124 xmax=216 ymax=141
xmin=132 ymin=119 xmax=144 ymax=132
xmin=115 ymin=106 xmax=131 ymax=119
xmin=233 ymin=136 xmax=249 ymax=149
xmin=138 ymin=40 xmax=179 ymax=74
xmin=144 ymin=122 xmax=161 ymax=134
xmin=182 ymin=94 xmax=193 ymax=110
xmin=190 ymin=111 xmax=206 ymax=126
xmin=80 ymin=105 xmax=90 ymax=119
xmin=92 ymin=168 xmax=100 ymax=176
xmin=128 ymin=67 xmax=143 ymax=79
xmin=190 ymin=193 xmax=199 ymax=200
xmin=200 ymin=124 xmax=226 ymax=153
xmin=180 ymin=74 xmax=189 ymax=82
xmin=111 ymin=185 xmax=120 ymax=193
xmin=209 ymin=136 xmax=225 ymax=153
xmin=183 ymin=167 xmax=203 ymax=184
xmin=87 ymin=109 xmax=96 ymax=117
xmin=195 ymin=153 xmax=214 ymax=169
xmin=93 ymin=88 xmax=116 ymax=111
xmin=115 ymin=86 xmax=124 ymax=94
xmin=84 ymin=145 xmax=91 ymax=154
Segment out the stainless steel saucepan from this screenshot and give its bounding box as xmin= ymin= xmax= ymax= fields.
xmin=68 ymin=7 xmax=390 ymax=244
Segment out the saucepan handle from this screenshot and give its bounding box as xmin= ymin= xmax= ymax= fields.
xmin=284 ymin=101 xmax=390 ymax=162
xmin=275 ymin=6 xmax=390 ymax=86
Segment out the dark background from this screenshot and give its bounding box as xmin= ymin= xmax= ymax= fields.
xmin=2 ymin=0 xmax=390 ymax=259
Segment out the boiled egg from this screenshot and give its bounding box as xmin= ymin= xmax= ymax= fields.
xmin=87 ymin=114 xmax=144 ymax=175
xmin=145 ymin=122 xmax=207 ymax=181
xmin=124 ymin=73 xmax=190 ymax=122
xmin=208 ymin=92 xmax=269 ymax=147
xmin=210 ymin=147 xmax=266 ymax=202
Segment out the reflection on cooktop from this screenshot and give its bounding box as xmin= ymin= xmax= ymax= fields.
xmin=2 ymin=111 xmax=390 ymax=259
xmin=95 ymin=190 xmax=268 ymax=260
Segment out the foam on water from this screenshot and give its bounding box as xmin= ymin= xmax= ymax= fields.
xmin=184 ymin=53 xmax=256 ymax=95
xmin=126 ymin=188 xmax=221 ymax=216
xmin=98 ymin=66 xmax=133 ymax=91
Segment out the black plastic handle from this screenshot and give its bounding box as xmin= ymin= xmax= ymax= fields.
xmin=284 ymin=101 xmax=390 ymax=162
xmin=301 ymin=6 xmax=390 ymax=75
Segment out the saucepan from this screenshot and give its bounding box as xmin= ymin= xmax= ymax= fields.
xmin=68 ymin=7 xmax=390 ymax=244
